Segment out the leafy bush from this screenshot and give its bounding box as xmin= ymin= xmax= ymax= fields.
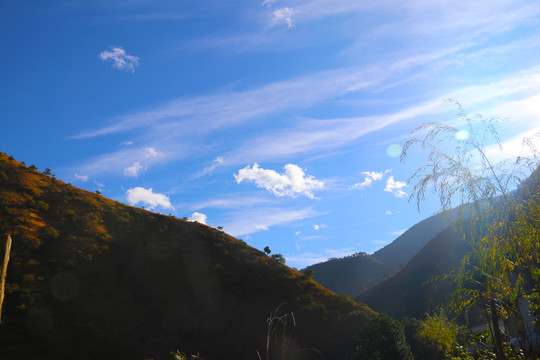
xmin=355 ymin=313 xmax=413 ymax=360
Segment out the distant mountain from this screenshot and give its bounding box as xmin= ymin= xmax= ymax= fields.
xmin=304 ymin=252 xmax=389 ymax=296
xmin=305 ymin=211 xmax=455 ymax=297
xmin=0 ymin=152 xmax=376 ymax=360
xmin=358 ymin=169 xmax=540 ymax=320
xmin=372 ymin=209 xmax=457 ymax=271
xmin=356 ymin=225 xmax=470 ymax=319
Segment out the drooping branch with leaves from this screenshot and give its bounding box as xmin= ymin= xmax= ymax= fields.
xmin=401 ymin=101 xmax=540 ymax=359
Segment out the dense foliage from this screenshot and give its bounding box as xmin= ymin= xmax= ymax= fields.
xmin=354 ymin=313 xmax=413 ymax=360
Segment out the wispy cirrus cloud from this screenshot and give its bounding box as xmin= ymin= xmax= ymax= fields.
xmin=67 ymin=145 xmax=173 ymax=178
xmin=183 ymin=195 xmax=272 ymax=211
xmin=223 ymin=207 xmax=318 ymax=236
xmin=391 ymin=228 xmax=408 ymax=236
xmin=72 ymin=44 xmax=540 ymax=180
xmin=73 ymin=63 xmax=391 ymax=139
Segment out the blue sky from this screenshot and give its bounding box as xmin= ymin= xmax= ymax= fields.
xmin=3 ymin=0 xmax=540 ymax=268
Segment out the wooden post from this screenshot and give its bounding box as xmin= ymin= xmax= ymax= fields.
xmin=0 ymin=233 xmax=12 ymax=326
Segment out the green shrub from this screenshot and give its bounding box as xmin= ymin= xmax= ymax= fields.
xmin=355 ymin=313 xmax=413 ymax=360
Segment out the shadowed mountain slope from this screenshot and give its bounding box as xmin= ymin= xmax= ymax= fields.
xmin=356 ymin=225 xmax=470 ymax=319
xmin=305 ymin=212 xmax=454 ymax=297
xmin=0 ymin=152 xmax=373 ymax=360
xmin=358 ymin=169 xmax=540 ymax=320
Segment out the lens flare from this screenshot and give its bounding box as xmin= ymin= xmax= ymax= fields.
xmin=386 ymin=144 xmax=402 ymax=157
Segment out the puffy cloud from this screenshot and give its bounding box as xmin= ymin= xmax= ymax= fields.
xmin=99 ymin=47 xmax=140 ymax=73
xmin=385 ymin=210 xmax=392 ymax=215
xmin=313 ymin=224 xmax=327 ymax=230
xmin=234 ymin=163 xmax=323 ymax=199
xmin=124 ymin=162 xmax=143 ymax=177
xmin=189 ymin=212 xmax=207 ymax=224
xmin=271 ymin=7 xmax=297 ymax=28
xmin=384 ymin=176 xmax=408 ymax=198
xmin=126 ymin=187 xmax=174 ymax=210
xmin=74 ymin=174 xmax=88 ymax=182
xmin=353 ymin=170 xmax=385 ymax=189
xmin=144 ymin=147 xmax=164 ymax=158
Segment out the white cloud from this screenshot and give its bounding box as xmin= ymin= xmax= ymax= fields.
xmin=124 ymin=162 xmax=143 ymax=177
xmin=74 ymin=174 xmax=88 ymax=182
xmin=121 ymin=141 xmax=133 ymax=146
xmin=391 ymin=228 xmax=408 ymax=236
xmin=189 ymin=212 xmax=207 ymax=224
xmin=385 ymin=210 xmax=392 ymax=215
xmin=313 ymin=224 xmax=327 ymax=230
xmin=144 ymin=147 xmax=164 ymax=158
xmin=384 ymin=176 xmax=408 ymax=198
xmin=99 ymin=47 xmax=140 ymax=73
xmin=255 ymin=224 xmax=269 ymax=231
xmin=234 ymin=163 xmax=324 ymax=199
xmin=196 ymin=156 xmax=224 ymax=178
xmin=262 ymin=0 xmax=279 ymax=7
xmin=295 ymin=231 xmax=301 ymax=236
xmin=271 ymin=7 xmax=297 ymax=28
xmin=126 ymin=187 xmax=174 ymax=210
xmin=353 ymin=170 xmax=385 ymax=189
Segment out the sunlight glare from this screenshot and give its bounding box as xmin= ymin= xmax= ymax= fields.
xmin=455 ymin=130 xmax=469 ymax=141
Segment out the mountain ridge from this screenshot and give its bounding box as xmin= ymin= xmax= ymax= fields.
xmin=305 ymin=210 xmax=455 ymax=296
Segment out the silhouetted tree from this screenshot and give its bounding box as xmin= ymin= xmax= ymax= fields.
xmin=271 ymin=253 xmax=285 ymax=264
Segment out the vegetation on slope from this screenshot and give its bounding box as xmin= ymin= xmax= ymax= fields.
xmin=0 ymin=152 xmax=378 ymax=360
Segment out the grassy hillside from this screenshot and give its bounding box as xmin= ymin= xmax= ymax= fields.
xmin=0 ymin=152 xmax=374 ymax=360
xmin=305 ymin=212 xmax=454 ymax=297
